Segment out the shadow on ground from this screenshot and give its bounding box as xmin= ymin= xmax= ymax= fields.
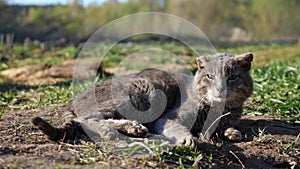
xmin=0 ymin=104 xmax=299 ymax=168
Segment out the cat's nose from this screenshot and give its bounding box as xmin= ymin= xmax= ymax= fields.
xmin=216 ymin=87 xmax=224 ymax=93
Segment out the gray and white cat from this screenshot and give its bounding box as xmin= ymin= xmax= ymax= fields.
xmin=32 ymin=52 xmax=253 ymax=147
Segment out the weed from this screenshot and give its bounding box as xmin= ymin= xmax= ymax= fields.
xmin=244 ymin=56 xmax=300 ymax=121
xmin=0 ymin=108 xmax=5 ymax=120
xmin=252 ymin=128 xmax=274 ymax=144
xmin=282 ymin=133 xmax=300 ymax=154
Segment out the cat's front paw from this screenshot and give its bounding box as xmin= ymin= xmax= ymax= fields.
xmin=224 ymin=128 xmax=242 ymax=142
xmin=125 ymin=121 xmax=149 ymax=137
xmin=177 ymin=135 xmax=201 ymax=148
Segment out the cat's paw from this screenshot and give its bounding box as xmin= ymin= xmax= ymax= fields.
xmin=177 ymin=134 xmax=201 ymax=148
xmin=106 ymin=119 xmax=149 ymax=137
xmin=224 ymin=128 xmax=242 ymax=142
xmin=126 ymin=121 xmax=149 ymax=137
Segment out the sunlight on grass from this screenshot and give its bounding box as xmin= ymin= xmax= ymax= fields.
xmin=0 ymin=43 xmax=299 ymax=121
xmin=0 ymin=42 xmax=299 ymax=168
xmin=245 ymin=56 xmax=300 ymax=121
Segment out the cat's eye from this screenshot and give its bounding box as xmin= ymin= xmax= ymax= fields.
xmin=228 ymin=75 xmax=239 ymax=81
xmin=206 ymin=74 xmax=215 ymax=80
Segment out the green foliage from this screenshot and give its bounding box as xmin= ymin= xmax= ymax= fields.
xmin=245 ymin=57 xmax=300 ymax=121
xmin=101 ymin=42 xmax=195 ymax=68
xmin=1 ymin=0 xmax=300 ymax=42
xmin=1 ymin=43 xmax=299 ymax=122
xmin=161 ymin=146 xmax=214 ymax=168
xmin=0 ymin=44 xmax=79 ymax=71
xmin=0 ymin=83 xmax=73 ymax=110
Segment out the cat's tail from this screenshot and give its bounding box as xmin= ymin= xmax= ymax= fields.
xmin=31 ymin=115 xmax=77 ymax=142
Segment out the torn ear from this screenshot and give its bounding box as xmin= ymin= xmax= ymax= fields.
xmin=196 ymin=57 xmax=205 ymax=69
xmin=236 ymin=52 xmax=254 ymax=62
xmin=236 ymin=52 xmax=254 ymax=71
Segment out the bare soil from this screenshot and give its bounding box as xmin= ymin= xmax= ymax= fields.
xmin=0 ymin=61 xmax=299 ymax=168
xmin=0 ymin=105 xmax=299 ymax=169
xmin=0 ymin=58 xmax=191 ymax=86
xmin=0 ymin=59 xmax=100 ymax=86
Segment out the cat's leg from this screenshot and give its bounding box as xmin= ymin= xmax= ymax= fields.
xmin=217 ymin=112 xmax=243 ymax=142
xmin=152 ymin=118 xmax=201 ymax=148
xmin=77 ymin=118 xmax=149 ymax=141
xmin=77 ymin=118 xmax=120 ymax=141
xmin=106 ymin=119 xmax=149 ymax=137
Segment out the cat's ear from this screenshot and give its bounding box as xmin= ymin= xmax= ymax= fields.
xmin=196 ymin=57 xmax=205 ymax=69
xmin=236 ymin=52 xmax=254 ymax=71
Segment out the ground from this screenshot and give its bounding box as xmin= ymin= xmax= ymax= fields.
xmin=0 ymin=105 xmax=299 ymax=169
xmin=0 ymin=43 xmax=299 ymax=168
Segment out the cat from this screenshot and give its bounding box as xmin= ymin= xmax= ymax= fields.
xmin=32 ymin=52 xmax=254 ymax=147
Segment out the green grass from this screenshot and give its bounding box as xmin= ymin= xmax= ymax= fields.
xmin=100 ymin=42 xmax=197 ymax=68
xmin=0 ymin=42 xmax=299 ymax=121
xmin=0 ymin=42 xmax=299 ymax=167
xmin=246 ymin=58 xmax=299 ymax=121
xmin=0 ymin=44 xmax=78 ymax=71
xmin=0 ymin=83 xmax=73 ymax=110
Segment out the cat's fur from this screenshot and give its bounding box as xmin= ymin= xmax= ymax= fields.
xmin=32 ymin=52 xmax=254 ymax=146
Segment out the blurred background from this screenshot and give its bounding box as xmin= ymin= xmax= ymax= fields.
xmin=1 ymin=0 xmax=300 ymax=45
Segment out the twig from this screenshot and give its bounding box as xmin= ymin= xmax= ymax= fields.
xmin=229 ymin=150 xmax=245 ymax=169
xmin=201 ymin=112 xmax=231 ymax=140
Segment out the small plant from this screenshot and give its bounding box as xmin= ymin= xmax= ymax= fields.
xmin=281 ymin=133 xmax=300 ymax=154
xmin=252 ymin=128 xmax=274 ymax=144
xmin=0 ymin=108 xmax=4 ymax=120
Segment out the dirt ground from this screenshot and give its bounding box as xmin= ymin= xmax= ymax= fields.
xmin=0 ymin=61 xmax=299 ymax=168
xmin=0 ymin=58 xmax=191 ymax=86
xmin=0 ymin=104 xmax=299 ymax=169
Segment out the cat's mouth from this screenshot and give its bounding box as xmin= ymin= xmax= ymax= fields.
xmin=207 ymin=90 xmax=227 ymax=103
xmin=211 ymin=97 xmax=226 ymax=103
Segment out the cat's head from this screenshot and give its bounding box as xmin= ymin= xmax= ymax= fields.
xmin=194 ymin=52 xmax=253 ymax=107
